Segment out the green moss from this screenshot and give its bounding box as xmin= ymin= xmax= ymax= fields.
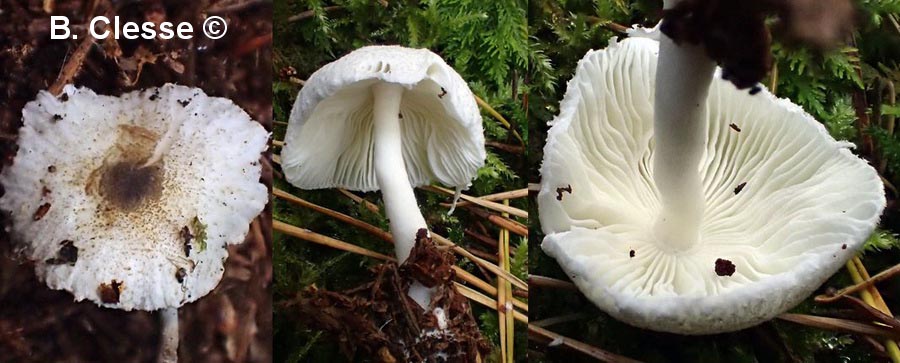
xmin=190 ymin=216 xmax=207 ymax=252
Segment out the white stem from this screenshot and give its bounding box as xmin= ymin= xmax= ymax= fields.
xmin=651 ymin=23 xmax=716 ymax=251
xmin=372 ymin=83 xmax=433 ymax=309
xmin=372 ymin=82 xmax=428 ymax=263
xmin=157 ymin=307 xmax=179 ymax=363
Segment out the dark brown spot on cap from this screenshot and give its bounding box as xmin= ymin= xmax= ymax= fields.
xmin=715 ymin=258 xmax=736 ymax=276
xmin=51 ymin=114 xmax=62 ymax=122
xmin=41 ymin=186 xmax=51 ymax=197
xmin=98 ymin=280 xmax=122 ymax=304
xmin=438 ymin=87 xmax=447 ymax=98
xmin=177 ymin=99 xmax=191 ymax=107
xmin=99 ymin=161 xmax=163 ymax=211
xmin=629 ymin=250 xmax=635 ymax=258
xmin=734 ymin=182 xmax=747 ymax=195
xmin=841 ymin=244 xmax=847 ymax=250
xmin=729 ymin=123 xmax=741 ymax=132
xmin=59 ymin=93 xmax=69 ymax=102
xmin=48 ymin=165 xmax=56 ymax=173
xmin=33 ymin=203 xmax=51 ymax=221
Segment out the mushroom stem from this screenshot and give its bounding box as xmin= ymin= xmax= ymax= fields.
xmin=651 ymin=19 xmax=716 ymax=251
xmin=372 ymin=82 xmax=428 ymax=263
xmin=157 ymin=307 xmax=179 ymax=363
xmin=372 ymin=83 xmax=433 ymax=309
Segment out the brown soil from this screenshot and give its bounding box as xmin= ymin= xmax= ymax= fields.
xmin=286 ymin=230 xmax=491 ymax=363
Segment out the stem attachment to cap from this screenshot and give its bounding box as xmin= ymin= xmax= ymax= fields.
xmin=651 ymin=27 xmax=716 ymax=251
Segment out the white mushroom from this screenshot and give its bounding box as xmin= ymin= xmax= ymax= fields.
xmin=538 ymin=33 xmax=885 ymax=334
xmin=281 ymin=45 xmax=485 ymax=307
xmin=0 ymin=84 xmax=269 ymax=361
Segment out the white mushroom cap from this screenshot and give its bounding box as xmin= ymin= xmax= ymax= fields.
xmin=281 ymin=45 xmax=485 ymax=191
xmin=538 ymin=36 xmax=885 ymax=334
xmin=0 ymin=84 xmax=269 ymax=311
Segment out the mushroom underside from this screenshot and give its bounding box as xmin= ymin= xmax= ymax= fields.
xmin=538 ymin=37 xmax=884 ymax=334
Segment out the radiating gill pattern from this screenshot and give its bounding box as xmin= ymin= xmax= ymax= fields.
xmin=539 ymin=36 xmax=884 ymax=300
xmin=290 ymin=81 xmax=483 ymax=192
xmin=283 ymin=45 xmax=485 ymax=193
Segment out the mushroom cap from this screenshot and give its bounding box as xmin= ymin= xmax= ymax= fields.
xmin=281 ymin=45 xmax=485 ymax=192
xmin=0 ymin=84 xmax=269 ymax=311
xmin=538 ymin=36 xmax=885 ymax=334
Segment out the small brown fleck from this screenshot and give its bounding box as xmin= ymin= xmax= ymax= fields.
xmin=59 ymin=93 xmax=69 ymax=102
xmin=749 ymin=86 xmax=761 ymax=95
xmin=629 ymin=250 xmax=635 ymax=258
xmin=51 ymin=114 xmax=62 ymax=122
xmin=48 ymin=165 xmax=56 ymax=173
xmin=46 ymin=240 xmax=78 ymax=265
xmin=149 ymin=93 xmax=159 ymax=101
xmin=729 ymin=123 xmax=741 ymax=132
xmin=98 ymin=280 xmax=122 ymax=304
xmin=33 ymin=203 xmax=51 ymax=221
xmin=41 ymin=186 xmax=51 ymax=197
xmin=556 ymin=184 xmax=573 ymax=201
xmin=181 ymin=226 xmax=194 ymax=257
xmin=176 ymin=268 xmax=186 ymax=283
xmin=715 ymin=258 xmax=736 ymax=276
xmin=177 ymin=99 xmax=190 ymax=107
xmin=841 ymin=244 xmax=847 ymax=250
xmin=734 ymin=182 xmax=747 ymax=195
xmin=398 ymin=113 xmax=403 ymax=119
xmin=438 ymin=87 xmax=447 ymax=98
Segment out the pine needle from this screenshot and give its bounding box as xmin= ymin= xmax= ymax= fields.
xmin=474 ymin=95 xmax=524 ymax=146
xmin=497 ymin=199 xmax=514 ymax=363
xmin=816 ymin=262 xmax=900 ymax=303
xmin=528 ymin=324 xmax=644 ymax=363
xmin=847 ymin=256 xmax=900 ymax=362
xmin=424 ymin=185 xmax=527 ymax=219
xmin=274 ymin=221 xmax=394 ymax=261
xmin=439 ymin=188 xmax=528 ymax=208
